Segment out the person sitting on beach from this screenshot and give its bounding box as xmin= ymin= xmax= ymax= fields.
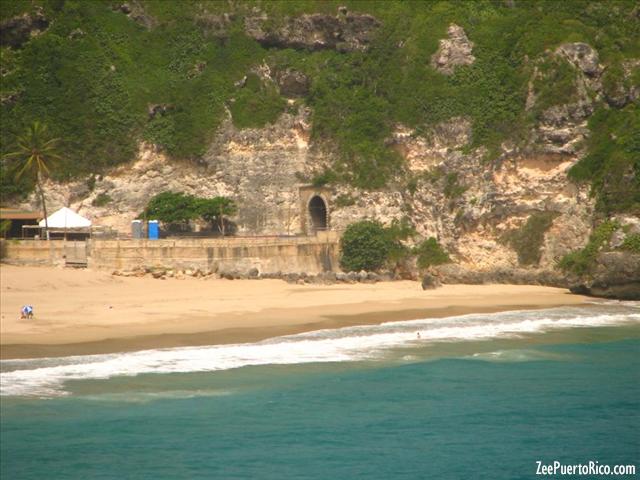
xmin=20 ymin=305 xmax=34 ymax=319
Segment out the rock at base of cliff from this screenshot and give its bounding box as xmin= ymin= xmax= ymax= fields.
xmin=570 ymin=282 xmax=640 ymax=301
xmin=421 ymin=273 xmax=442 ymax=290
xmin=569 ymin=252 xmax=640 ymax=300
xmin=433 ymin=263 xmax=567 ymax=287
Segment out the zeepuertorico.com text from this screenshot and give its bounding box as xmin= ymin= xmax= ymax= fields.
xmin=536 ymin=461 xmax=636 ymax=476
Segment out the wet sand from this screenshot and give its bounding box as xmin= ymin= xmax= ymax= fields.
xmin=0 ymin=265 xmax=589 ymax=359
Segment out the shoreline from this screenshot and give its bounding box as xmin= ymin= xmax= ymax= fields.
xmin=1 ymin=265 xmax=590 ymax=360
xmin=2 ymin=303 xmax=588 ymax=360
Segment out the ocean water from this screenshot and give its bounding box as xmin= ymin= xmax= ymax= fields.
xmin=1 ymin=303 xmax=639 ymax=479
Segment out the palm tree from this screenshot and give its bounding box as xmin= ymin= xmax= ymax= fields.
xmin=5 ymin=122 xmax=61 ymax=240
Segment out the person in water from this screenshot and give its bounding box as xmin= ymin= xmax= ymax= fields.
xmin=20 ymin=305 xmax=34 ymax=319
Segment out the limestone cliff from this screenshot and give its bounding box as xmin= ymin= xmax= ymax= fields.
xmin=8 ymin=8 xmax=638 ymax=292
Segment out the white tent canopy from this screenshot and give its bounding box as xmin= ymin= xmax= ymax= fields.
xmin=39 ymin=207 xmax=92 ymax=228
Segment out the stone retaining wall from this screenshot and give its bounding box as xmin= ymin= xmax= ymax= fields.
xmin=0 ymin=232 xmax=340 ymax=275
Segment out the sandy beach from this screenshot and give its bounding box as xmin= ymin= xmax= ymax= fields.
xmin=0 ymin=265 xmax=589 ymax=359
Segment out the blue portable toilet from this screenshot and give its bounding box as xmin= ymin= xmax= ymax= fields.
xmin=148 ymin=220 xmax=159 ymax=240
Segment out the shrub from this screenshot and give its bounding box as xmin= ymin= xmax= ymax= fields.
xmin=414 ymin=237 xmax=450 ymax=269
xmin=340 ymin=220 xmax=396 ymax=272
xmin=532 ymin=56 xmax=579 ymax=115
xmin=311 ymin=169 xmax=338 ymax=187
xmin=229 ymin=87 xmax=286 ymax=130
xmin=443 ymin=172 xmax=467 ymax=199
xmin=503 ymin=212 xmax=557 ymax=266
xmin=334 ymin=194 xmax=356 ymax=208
xmin=385 ymin=218 xmax=416 ymax=265
xmin=558 ymin=220 xmax=620 ymax=276
xmin=91 ymin=192 xmax=112 ymax=207
xmin=0 ymin=219 xmax=11 ymax=237
xmin=568 ymin=106 xmax=640 ymax=214
xmin=620 ymin=233 xmax=640 ymax=253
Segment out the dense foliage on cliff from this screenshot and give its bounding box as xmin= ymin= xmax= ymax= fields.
xmin=1 ymin=0 xmax=638 ymax=211
xmin=142 ymin=191 xmax=237 ymax=233
xmin=340 ymin=220 xmax=396 ymax=272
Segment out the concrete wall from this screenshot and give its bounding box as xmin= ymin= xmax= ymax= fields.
xmin=1 ymin=240 xmax=68 ymax=267
xmin=1 ymin=232 xmax=340 ymax=274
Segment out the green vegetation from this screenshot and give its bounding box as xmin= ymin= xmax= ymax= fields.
xmin=384 ymin=217 xmax=417 ymax=265
xmin=334 ymin=194 xmax=356 ymax=208
xmin=0 ymin=219 xmax=11 ymax=238
xmin=340 ymin=220 xmax=396 ymax=272
xmin=339 ymin=219 xmax=415 ymax=272
xmin=503 ymin=212 xmax=558 ymax=266
xmin=3 ymin=122 xmax=60 ymax=237
xmin=531 ymin=56 xmax=579 ymax=116
xmin=310 ymin=169 xmax=338 ymax=188
xmin=339 ymin=218 xmax=431 ymax=272
xmin=142 ymin=191 xmax=237 ymax=234
xmin=413 ymin=237 xmax=450 ymax=270
xmin=558 ymin=220 xmax=620 ymax=276
xmin=196 ymin=196 xmax=238 ymax=236
xmin=443 ymin=172 xmax=467 ymax=199
xmin=568 ymin=106 xmax=640 ymax=214
xmin=91 ymin=192 xmax=112 ymax=207
xmin=229 ymin=73 xmax=286 ymax=129
xmin=143 ymin=191 xmax=199 ymax=225
xmin=620 ymin=233 xmax=640 ymax=253
xmin=1 ymin=0 xmax=639 ymax=209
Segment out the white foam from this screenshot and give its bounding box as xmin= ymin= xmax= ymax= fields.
xmin=79 ymin=389 xmax=231 ymax=404
xmin=469 ymin=349 xmax=571 ymax=363
xmin=1 ymin=305 xmax=638 ymax=397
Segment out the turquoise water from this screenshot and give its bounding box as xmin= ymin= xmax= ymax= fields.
xmin=2 ymin=305 xmax=639 ymax=479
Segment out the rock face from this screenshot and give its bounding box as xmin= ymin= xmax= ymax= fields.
xmin=29 ymin=107 xmax=322 ymax=236
xmin=421 ymin=273 xmax=442 ymax=290
xmin=556 ymin=43 xmax=601 ymax=76
xmin=430 ymin=24 xmax=475 ymax=75
xmin=569 ymin=252 xmax=640 ymax=300
xmin=526 ymin=42 xmax=606 ymax=156
xmin=195 ymin=12 xmax=233 ymax=39
xmin=113 ymin=1 xmax=157 ymax=29
xmin=604 ymin=59 xmax=640 ymax=108
xmin=383 ymin=116 xmax=594 ymax=277
xmin=16 ymin=34 xmax=632 ymax=296
xmin=245 ymin=9 xmax=380 ymax=52
xmin=26 ymin=103 xmax=595 ymax=279
xmin=0 ymin=10 xmax=49 ymax=48
xmin=276 ymin=69 xmax=310 ymax=97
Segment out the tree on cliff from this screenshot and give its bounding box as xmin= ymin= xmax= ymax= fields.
xmin=5 ymin=122 xmax=61 ymax=240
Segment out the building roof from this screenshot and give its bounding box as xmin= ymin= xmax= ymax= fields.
xmin=39 ymin=207 xmax=92 ymax=228
xmin=0 ymin=208 xmax=42 ymax=220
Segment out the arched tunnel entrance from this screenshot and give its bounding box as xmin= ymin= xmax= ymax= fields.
xmin=308 ymin=195 xmax=328 ymax=231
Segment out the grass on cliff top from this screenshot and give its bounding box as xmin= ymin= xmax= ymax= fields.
xmin=1 ymin=0 xmax=639 ymax=204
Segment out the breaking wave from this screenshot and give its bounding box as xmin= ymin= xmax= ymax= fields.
xmin=2 ymin=304 xmax=638 ymax=397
